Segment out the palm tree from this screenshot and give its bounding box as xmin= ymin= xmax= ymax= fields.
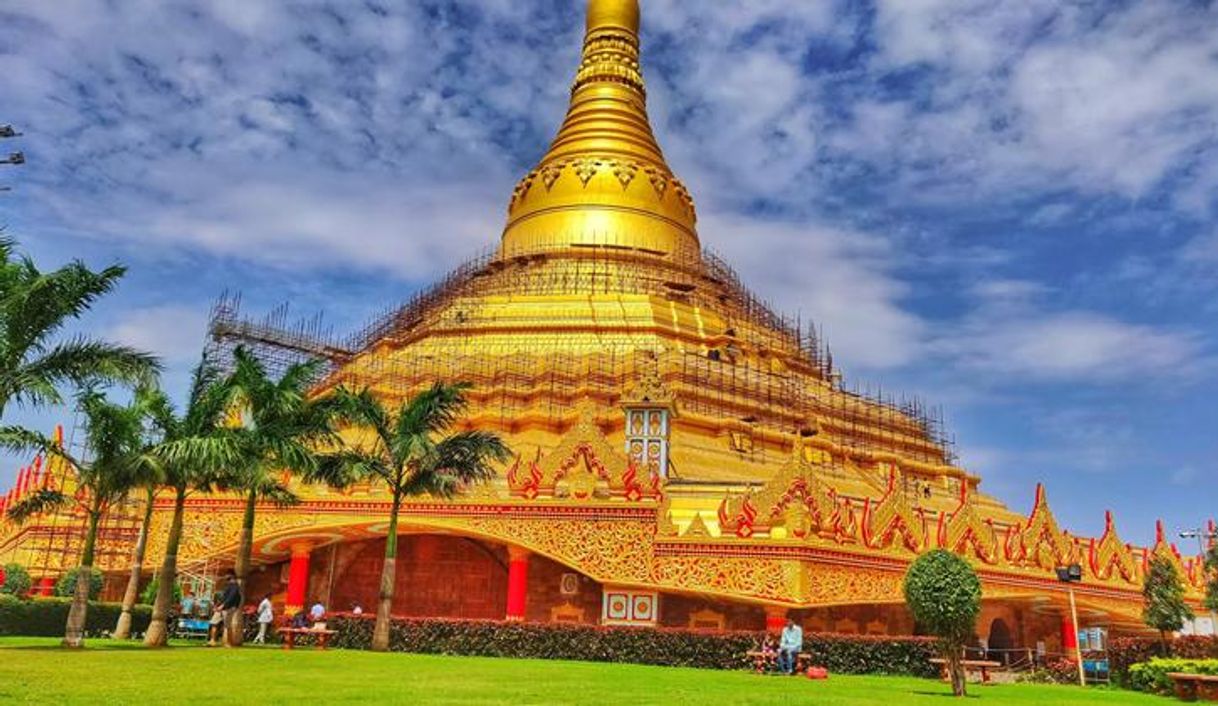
xmin=0 ymin=238 xmax=159 ymax=419
xmin=113 ymin=485 xmax=155 ymax=639
xmin=143 ymin=360 xmax=239 ymax=647
xmin=310 ymin=383 xmax=510 ymax=652
xmin=0 ymin=388 xmax=160 ymax=647
xmin=219 ymin=347 xmax=339 ymax=646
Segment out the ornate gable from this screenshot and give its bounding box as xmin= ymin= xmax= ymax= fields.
xmin=937 ymin=482 xmax=998 ymax=564
xmin=1089 ymin=511 xmax=1138 ymax=584
xmin=862 ymin=468 xmax=927 ymax=553
xmin=1006 ymin=484 xmax=1074 ymax=570
xmin=1146 ymin=520 xmax=1191 ymax=585
xmin=719 ymin=439 xmax=844 ymax=541
xmin=507 ymin=402 xmax=660 ymax=502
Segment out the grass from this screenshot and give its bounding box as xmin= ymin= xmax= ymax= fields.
xmin=0 ymin=637 xmax=1163 ymax=705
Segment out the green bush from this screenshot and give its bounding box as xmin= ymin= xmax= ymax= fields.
xmin=0 ymin=594 xmax=151 ymax=638
xmin=324 ymin=616 xmax=937 ymax=676
xmin=1 ymin=563 xmax=32 ymax=596
xmin=54 ymin=567 xmax=103 ymax=600
xmin=1109 ymin=636 xmax=1218 ymax=686
xmin=1128 ymin=658 xmax=1218 ymax=694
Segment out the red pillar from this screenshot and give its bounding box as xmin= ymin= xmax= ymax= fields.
xmin=765 ymin=605 xmax=788 ymax=634
xmin=1061 ymin=615 xmax=1078 ymax=651
xmin=505 ymin=546 xmax=530 ymax=622
xmin=285 ymin=543 xmax=312 ymax=615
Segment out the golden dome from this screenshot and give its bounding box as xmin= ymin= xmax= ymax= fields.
xmin=501 ymin=0 xmax=698 ymax=261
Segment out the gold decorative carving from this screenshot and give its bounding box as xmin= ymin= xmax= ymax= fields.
xmin=937 ymin=483 xmax=998 ymax=564
xmin=1005 ymin=483 xmax=1073 ymax=570
xmin=862 ymin=468 xmax=926 ymax=553
xmin=1090 ymin=511 xmax=1138 ymax=584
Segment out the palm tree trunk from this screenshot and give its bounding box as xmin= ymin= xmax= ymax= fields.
xmin=115 ymin=487 xmax=155 ymax=639
xmin=371 ymin=493 xmax=402 ymax=652
xmin=64 ymin=507 xmax=101 ymax=648
xmin=226 ymin=488 xmax=257 ymax=647
xmin=144 ymin=489 xmax=185 ymax=647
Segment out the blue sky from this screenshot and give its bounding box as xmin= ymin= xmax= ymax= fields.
xmin=0 ymin=0 xmax=1215 ymax=547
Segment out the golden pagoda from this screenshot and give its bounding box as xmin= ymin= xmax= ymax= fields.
xmin=1 ymin=0 xmax=1208 ymax=650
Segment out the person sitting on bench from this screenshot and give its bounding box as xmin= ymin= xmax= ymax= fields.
xmin=777 ymin=618 xmax=803 ymax=675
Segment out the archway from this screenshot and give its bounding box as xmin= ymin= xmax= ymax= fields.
xmin=988 ymin=617 xmax=1014 ymax=662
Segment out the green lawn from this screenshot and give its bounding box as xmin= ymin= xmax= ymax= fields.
xmin=0 ymin=637 xmax=1163 ymax=705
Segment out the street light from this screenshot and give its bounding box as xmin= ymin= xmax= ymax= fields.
xmin=1 ymin=125 xmax=21 ymax=193
xmin=1055 ymin=563 xmax=1087 ymax=687
xmin=1181 ymin=528 xmax=1218 ymax=636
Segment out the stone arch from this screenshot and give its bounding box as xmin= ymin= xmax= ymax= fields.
xmin=988 ymin=617 xmax=1014 ymax=656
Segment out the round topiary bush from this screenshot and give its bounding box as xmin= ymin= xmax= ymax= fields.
xmin=904 ymin=549 xmax=982 ymax=696
xmin=54 ymin=567 xmax=103 ymax=601
xmin=1 ymin=563 xmax=32 ymax=597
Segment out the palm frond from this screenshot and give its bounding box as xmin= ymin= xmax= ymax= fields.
xmin=406 ymin=430 xmax=511 ymax=499
xmin=3 ymin=260 xmax=126 ymax=353
xmin=17 ymin=337 xmax=160 ymax=398
xmin=255 ymin=479 xmax=300 ymax=508
xmin=397 ymin=382 xmax=471 ymax=439
xmin=0 ymin=425 xmax=79 ymax=468
xmin=308 ymin=449 xmax=388 ymax=489
xmin=5 ymin=489 xmax=69 ymax=523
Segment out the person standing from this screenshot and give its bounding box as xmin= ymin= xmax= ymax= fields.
xmin=253 ymin=593 xmax=274 ymax=644
xmin=217 ymin=570 xmax=241 ymax=647
xmin=206 ymin=596 xmax=224 ymax=647
xmin=778 ymin=618 xmax=804 ymax=675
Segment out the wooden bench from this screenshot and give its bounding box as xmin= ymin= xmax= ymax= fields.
xmin=1167 ymin=673 xmax=1218 ymax=702
xmin=930 ymin=658 xmax=1003 ymax=685
xmin=745 ymin=650 xmax=812 ymax=674
xmin=280 ymin=628 xmax=337 ymax=650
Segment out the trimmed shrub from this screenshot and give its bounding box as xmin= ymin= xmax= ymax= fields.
xmin=903 ymin=549 xmax=982 ymax=696
xmin=324 ymin=615 xmax=937 ymax=676
xmin=0 ymin=594 xmax=151 ymax=638
xmin=1020 ymin=657 xmax=1081 ymax=685
xmin=1 ymin=563 xmax=32 ymax=596
xmin=54 ymin=567 xmax=103 ymax=600
xmin=1110 ymin=636 xmax=1218 ymax=686
xmin=1128 ymin=658 xmax=1218 ymax=695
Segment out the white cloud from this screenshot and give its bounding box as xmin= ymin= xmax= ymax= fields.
xmin=106 ymin=304 xmax=209 ymax=364
xmin=700 ymin=213 xmax=928 ymax=371
xmin=934 ymin=310 xmax=1200 ymax=382
xmin=862 ymin=0 xmax=1218 ymax=203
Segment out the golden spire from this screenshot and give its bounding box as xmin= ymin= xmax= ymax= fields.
xmin=501 ymin=0 xmax=698 ymax=260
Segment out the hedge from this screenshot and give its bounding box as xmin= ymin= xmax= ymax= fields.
xmin=0 ymin=594 xmax=151 ymax=638
xmin=322 ymin=615 xmax=937 ymax=676
xmin=1109 ymin=636 xmax=1218 ymax=686
xmin=1128 ymin=658 xmax=1218 ymax=695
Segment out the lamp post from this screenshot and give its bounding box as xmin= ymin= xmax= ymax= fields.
xmin=0 ymin=124 xmax=20 ymax=193
xmin=1181 ymin=528 xmax=1218 ymax=636
xmin=1056 ymin=563 xmax=1086 ymax=687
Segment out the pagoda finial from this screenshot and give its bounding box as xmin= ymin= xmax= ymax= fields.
xmin=501 ymin=0 xmax=698 ymax=259
xmin=587 ymin=0 xmax=640 ymax=36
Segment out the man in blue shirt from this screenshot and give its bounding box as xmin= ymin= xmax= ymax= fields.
xmin=778 ymin=618 xmax=804 ymax=675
